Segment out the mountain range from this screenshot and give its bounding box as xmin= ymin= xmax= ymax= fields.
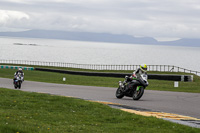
xmin=0 ymin=29 xmax=200 ymax=47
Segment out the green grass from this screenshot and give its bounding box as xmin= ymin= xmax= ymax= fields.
xmin=0 ymin=88 xmax=199 ymax=133
xmin=1 ymin=67 xmax=200 ymax=93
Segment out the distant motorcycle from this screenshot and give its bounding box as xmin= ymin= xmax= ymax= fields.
xmin=13 ymin=73 xmax=24 ymax=89
xmin=116 ymin=74 xmax=148 ymax=100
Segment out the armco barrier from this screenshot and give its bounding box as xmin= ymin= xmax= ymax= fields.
xmin=35 ymin=68 xmax=193 ymax=82
xmin=0 ymin=65 xmax=34 ymax=70
xmin=148 ymin=74 xmax=193 ymax=82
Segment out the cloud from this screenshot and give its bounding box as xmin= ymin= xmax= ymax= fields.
xmin=1 ymin=0 xmax=200 ymax=38
xmin=0 ymin=10 xmax=29 ymax=26
xmin=1 ymin=0 xmax=32 ymax=4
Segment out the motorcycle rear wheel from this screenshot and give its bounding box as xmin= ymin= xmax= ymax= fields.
xmin=116 ymin=87 xmax=124 ymax=99
xmin=133 ymin=87 xmax=144 ymax=100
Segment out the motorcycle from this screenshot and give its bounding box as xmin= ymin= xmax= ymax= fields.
xmin=13 ymin=73 xmax=24 ymax=89
xmin=116 ymin=74 xmax=148 ymax=100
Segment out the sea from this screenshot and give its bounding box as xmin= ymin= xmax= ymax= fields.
xmin=0 ymin=36 xmax=200 ymax=72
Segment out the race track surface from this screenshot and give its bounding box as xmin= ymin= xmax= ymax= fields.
xmin=1 ymin=77 xmax=200 ymax=120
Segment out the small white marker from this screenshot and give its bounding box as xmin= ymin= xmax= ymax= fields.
xmin=174 ymin=81 xmax=179 ymax=87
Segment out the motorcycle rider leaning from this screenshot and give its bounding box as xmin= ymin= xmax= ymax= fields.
xmin=13 ymin=68 xmax=24 ymax=83
xmin=123 ymin=64 xmax=147 ymax=93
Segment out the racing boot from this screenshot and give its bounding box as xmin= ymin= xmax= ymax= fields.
xmin=123 ymin=86 xmax=129 ymax=93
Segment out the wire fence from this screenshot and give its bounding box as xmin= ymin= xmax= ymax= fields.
xmin=0 ymin=59 xmax=200 ymax=76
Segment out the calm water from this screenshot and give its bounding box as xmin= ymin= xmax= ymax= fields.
xmin=0 ymin=36 xmax=200 ymax=72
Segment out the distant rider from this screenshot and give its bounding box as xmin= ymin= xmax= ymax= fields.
xmin=123 ymin=64 xmax=148 ymax=92
xmin=13 ymin=68 xmax=24 ymax=83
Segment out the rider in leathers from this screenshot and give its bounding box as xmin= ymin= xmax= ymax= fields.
xmin=123 ymin=64 xmax=147 ymax=92
xmin=13 ymin=68 xmax=24 ymax=83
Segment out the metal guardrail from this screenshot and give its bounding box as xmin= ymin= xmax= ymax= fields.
xmin=0 ymin=59 xmax=199 ymax=76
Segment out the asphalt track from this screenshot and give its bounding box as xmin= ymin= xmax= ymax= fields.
xmin=1 ymin=77 xmax=200 ymax=127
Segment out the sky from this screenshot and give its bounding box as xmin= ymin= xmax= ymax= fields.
xmin=0 ymin=0 xmax=200 ymax=41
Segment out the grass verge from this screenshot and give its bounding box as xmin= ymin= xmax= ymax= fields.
xmin=0 ymin=88 xmax=199 ymax=133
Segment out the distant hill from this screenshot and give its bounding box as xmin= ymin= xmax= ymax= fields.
xmin=159 ymin=38 xmax=200 ymax=47
xmin=0 ymin=29 xmax=158 ymax=44
xmin=0 ymin=29 xmax=200 ymax=47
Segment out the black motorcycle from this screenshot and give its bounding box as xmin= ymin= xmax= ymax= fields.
xmin=116 ymin=74 xmax=148 ymax=100
xmin=13 ymin=73 xmax=24 ymax=89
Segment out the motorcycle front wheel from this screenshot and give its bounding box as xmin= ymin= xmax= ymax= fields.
xmin=116 ymin=87 xmax=124 ymax=99
xmin=14 ymin=85 xmax=17 ymax=89
xmin=14 ymin=82 xmax=17 ymax=89
xmin=133 ymin=86 xmax=144 ymax=100
xmin=18 ymin=82 xmax=21 ymax=89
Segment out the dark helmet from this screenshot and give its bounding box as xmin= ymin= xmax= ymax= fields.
xmin=18 ymin=68 xmax=23 ymax=72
